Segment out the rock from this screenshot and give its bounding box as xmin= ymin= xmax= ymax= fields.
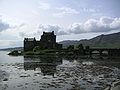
xmin=17 ymin=84 xmax=23 ymax=87
xmin=25 ymin=83 xmax=29 ymax=85
xmin=3 ymin=78 xmax=8 ymax=81
xmin=20 ymin=74 xmax=30 ymax=77
xmin=87 ymin=80 xmax=93 ymax=84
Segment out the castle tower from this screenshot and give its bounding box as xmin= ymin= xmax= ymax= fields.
xmin=24 ymin=31 xmax=62 ymax=51
xmin=40 ymin=31 xmax=56 ymax=49
xmin=24 ymin=37 xmax=36 ymax=51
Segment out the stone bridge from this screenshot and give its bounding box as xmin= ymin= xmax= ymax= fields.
xmin=85 ymin=48 xmax=120 ymax=57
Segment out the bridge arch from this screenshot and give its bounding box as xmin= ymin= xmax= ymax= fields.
xmin=102 ymin=50 xmax=108 ymax=55
xmin=90 ymin=49 xmax=109 ymax=56
xmin=88 ymin=48 xmax=120 ymax=57
xmin=91 ymin=50 xmax=100 ymax=54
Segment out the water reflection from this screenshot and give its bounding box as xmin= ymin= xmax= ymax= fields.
xmin=24 ymin=55 xmax=62 ymax=76
xmin=24 ymin=55 xmax=120 ymax=77
xmin=96 ymin=58 xmax=120 ymax=68
xmin=79 ymin=57 xmax=120 ymax=69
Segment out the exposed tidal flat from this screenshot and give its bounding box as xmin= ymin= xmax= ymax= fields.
xmin=0 ymin=51 xmax=120 ymax=90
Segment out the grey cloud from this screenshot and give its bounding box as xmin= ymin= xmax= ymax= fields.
xmin=82 ymin=8 xmax=98 ymax=13
xmin=68 ymin=23 xmax=85 ymax=34
xmin=68 ymin=17 xmax=120 ymax=34
xmin=9 ymin=40 xmax=22 ymax=47
xmin=38 ymin=2 xmax=50 ymax=10
xmin=53 ymin=7 xmax=79 ymax=17
xmin=19 ymin=17 xmax=120 ymax=38
xmin=0 ymin=40 xmax=22 ymax=49
xmin=19 ymin=32 xmax=34 ymax=38
xmin=19 ymin=24 xmax=67 ymax=38
xmin=18 ymin=23 xmax=25 ymax=27
xmin=38 ymin=24 xmax=68 ymax=36
xmin=19 ymin=32 xmax=26 ymax=38
xmin=11 ymin=23 xmax=26 ymax=29
xmin=18 ymin=24 xmax=68 ymax=38
xmin=0 ymin=19 xmax=10 ymax=32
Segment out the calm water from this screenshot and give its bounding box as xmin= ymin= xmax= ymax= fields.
xmin=0 ymin=51 xmax=23 ymax=64
xmin=0 ymin=51 xmax=120 ymax=90
xmin=0 ymin=51 xmax=120 ymax=67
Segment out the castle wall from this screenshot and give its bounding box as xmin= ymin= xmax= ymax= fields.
xmin=24 ymin=38 xmax=36 ymax=51
xmin=24 ymin=41 xmax=36 ymax=51
xmin=24 ymin=31 xmax=62 ymax=51
xmin=55 ymin=43 xmax=62 ymax=49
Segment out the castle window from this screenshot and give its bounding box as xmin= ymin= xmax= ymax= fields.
xmin=48 ymin=39 xmax=51 ymax=42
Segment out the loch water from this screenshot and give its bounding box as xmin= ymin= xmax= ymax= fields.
xmin=0 ymin=51 xmax=120 ymax=90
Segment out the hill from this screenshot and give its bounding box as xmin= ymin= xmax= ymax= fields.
xmin=59 ymin=32 xmax=120 ymax=48
xmin=0 ymin=47 xmax=23 ymax=51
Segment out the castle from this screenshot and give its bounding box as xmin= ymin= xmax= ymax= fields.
xmin=24 ymin=31 xmax=62 ymax=51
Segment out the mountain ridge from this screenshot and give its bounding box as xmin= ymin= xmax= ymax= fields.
xmin=59 ymin=32 xmax=120 ymax=48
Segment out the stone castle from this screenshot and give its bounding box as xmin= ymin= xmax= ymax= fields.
xmin=24 ymin=31 xmax=62 ymax=51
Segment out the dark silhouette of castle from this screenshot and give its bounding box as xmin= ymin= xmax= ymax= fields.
xmin=24 ymin=31 xmax=62 ymax=51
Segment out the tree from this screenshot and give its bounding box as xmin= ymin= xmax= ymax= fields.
xmin=77 ymin=44 xmax=84 ymax=50
xmin=85 ymin=46 xmax=90 ymax=50
xmin=67 ymin=45 xmax=74 ymax=50
xmin=85 ymin=46 xmax=90 ymax=55
xmin=77 ymin=44 xmax=84 ymax=55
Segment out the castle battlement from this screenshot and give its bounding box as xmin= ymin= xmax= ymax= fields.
xmin=24 ymin=31 xmax=62 ymax=51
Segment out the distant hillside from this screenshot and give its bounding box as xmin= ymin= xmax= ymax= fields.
xmin=1 ymin=32 xmax=120 ymax=51
xmin=0 ymin=47 xmax=23 ymax=51
xmin=59 ymin=32 xmax=120 ymax=48
xmin=59 ymin=40 xmax=79 ymax=48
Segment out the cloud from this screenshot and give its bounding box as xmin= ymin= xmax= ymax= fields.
xmin=11 ymin=23 xmax=26 ymax=29
xmin=9 ymin=40 xmax=22 ymax=47
xmin=53 ymin=7 xmax=79 ymax=17
xmin=68 ymin=16 xmax=120 ymax=34
xmin=0 ymin=19 xmax=10 ymax=32
xmin=19 ymin=32 xmax=26 ymax=38
xmin=19 ymin=32 xmax=34 ymax=38
xmin=38 ymin=24 xmax=67 ymax=36
xmin=19 ymin=16 xmax=120 ymax=38
xmin=110 ymin=18 xmax=120 ymax=29
xmin=0 ymin=40 xmax=22 ymax=49
xmin=68 ymin=23 xmax=85 ymax=34
xmin=19 ymin=24 xmax=67 ymax=38
xmin=18 ymin=23 xmax=25 ymax=27
xmin=82 ymin=8 xmax=98 ymax=13
xmin=38 ymin=2 xmax=50 ymax=10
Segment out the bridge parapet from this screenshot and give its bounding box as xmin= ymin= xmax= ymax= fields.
xmin=85 ymin=48 xmax=120 ymax=57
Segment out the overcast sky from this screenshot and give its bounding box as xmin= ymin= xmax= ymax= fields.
xmin=0 ymin=0 xmax=120 ymax=48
